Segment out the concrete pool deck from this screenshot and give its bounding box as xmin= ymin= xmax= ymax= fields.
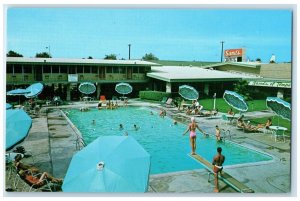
xmin=5 ymin=99 xmax=292 ymax=194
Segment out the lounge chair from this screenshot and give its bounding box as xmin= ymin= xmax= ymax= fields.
xmin=165 ymin=98 xmax=174 ymax=108
xmin=160 ymin=97 xmax=168 ymax=105
xmin=274 ymin=129 xmax=287 ymax=142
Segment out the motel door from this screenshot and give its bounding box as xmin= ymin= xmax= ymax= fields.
xmin=35 ymin=66 xmax=43 ymax=81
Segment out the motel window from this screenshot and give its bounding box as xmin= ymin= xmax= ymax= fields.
xmin=60 ymin=66 xmax=68 ymax=73
xmin=43 ymin=66 xmax=51 ymax=73
xmin=52 ymin=65 xmax=60 ymax=73
xmin=23 ymin=65 xmax=32 ymax=73
xmin=6 ymin=64 xmax=13 ymax=73
xmin=106 ymin=66 xmax=113 ymax=73
xmin=132 ymin=67 xmax=139 ymax=73
xmin=91 ymin=66 xmax=98 ymax=74
xmin=14 ymin=64 xmax=22 ymax=73
xmin=69 ymin=66 xmax=76 ymax=74
xmin=113 ymin=66 xmax=119 ymax=73
xmin=119 ymin=67 xmax=126 ymax=74
xmin=77 ymin=66 xmax=83 ymax=73
xmin=139 ymin=67 xmax=145 ymax=74
xmin=84 ymin=66 xmax=91 ymax=73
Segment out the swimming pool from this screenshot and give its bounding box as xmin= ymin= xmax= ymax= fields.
xmin=65 ymin=106 xmax=272 ymax=174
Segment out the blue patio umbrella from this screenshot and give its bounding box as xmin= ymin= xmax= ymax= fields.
xmin=7 ymin=88 xmax=31 ymax=104
xmin=25 ymin=83 xmax=44 ymax=98
xmin=223 ymin=90 xmax=248 ymax=112
xmin=79 ymin=82 xmax=96 ymax=95
xmin=6 ymin=103 xmax=12 ymax=110
xmin=115 ymin=83 xmax=133 ymax=96
xmin=178 ymin=85 xmax=199 ymax=100
xmin=7 ymin=88 xmax=30 ymax=96
xmin=62 ymin=136 xmax=151 ymax=192
xmin=6 ymin=109 xmax=32 ymax=150
xmin=266 ymin=97 xmax=291 ymax=121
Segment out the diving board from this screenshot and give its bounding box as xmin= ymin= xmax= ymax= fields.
xmin=189 ymin=153 xmax=254 ymax=193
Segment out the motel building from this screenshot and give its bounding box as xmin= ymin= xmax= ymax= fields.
xmin=6 ymin=55 xmax=291 ymax=103
xmin=6 ymin=57 xmax=159 ymax=102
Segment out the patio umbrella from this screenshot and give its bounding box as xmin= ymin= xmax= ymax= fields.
xmin=6 ymin=109 xmax=32 ymax=150
xmin=7 ymin=88 xmax=30 ymax=96
xmin=266 ymin=97 xmax=291 ymax=121
xmin=115 ymin=83 xmax=133 ymax=96
xmin=78 ymin=82 xmax=96 ymax=95
xmin=25 ymin=83 xmax=44 ymax=98
xmin=7 ymin=88 xmax=30 ymax=104
xmin=223 ymin=90 xmax=248 ymax=112
xmin=178 ymin=85 xmax=199 ymax=100
xmin=62 ymin=136 xmax=151 ymax=192
xmin=6 ymin=103 xmax=12 ymax=110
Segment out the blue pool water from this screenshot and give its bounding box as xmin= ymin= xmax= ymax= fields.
xmin=65 ymin=107 xmax=272 ymax=174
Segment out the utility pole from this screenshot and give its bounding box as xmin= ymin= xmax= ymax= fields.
xmin=128 ymin=44 xmax=131 ymax=60
xmin=220 ymin=41 xmax=225 ymax=62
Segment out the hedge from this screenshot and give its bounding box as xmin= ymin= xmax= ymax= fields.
xmin=139 ymin=91 xmax=172 ymax=101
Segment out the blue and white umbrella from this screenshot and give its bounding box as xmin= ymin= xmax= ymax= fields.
xmin=266 ymin=97 xmax=291 ymax=121
xmin=7 ymin=88 xmax=30 ymax=96
xmin=115 ymin=83 xmax=133 ymax=95
xmin=25 ymin=83 xmax=44 ymax=98
xmin=223 ymin=90 xmax=248 ymax=112
xmin=7 ymin=88 xmax=31 ymax=104
xmin=62 ymin=136 xmax=150 ymax=192
xmin=6 ymin=109 xmax=32 ymax=150
xmin=79 ymin=82 xmax=96 ymax=95
xmin=178 ymin=85 xmax=199 ymax=101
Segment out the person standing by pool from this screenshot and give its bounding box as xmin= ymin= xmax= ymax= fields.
xmin=212 ymin=147 xmax=225 ymax=193
xmin=215 ymin=125 xmax=221 ymax=141
xmin=182 ymin=117 xmax=206 ymax=155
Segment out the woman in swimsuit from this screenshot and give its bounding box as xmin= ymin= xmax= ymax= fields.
xmin=183 ymin=117 xmax=206 ymax=155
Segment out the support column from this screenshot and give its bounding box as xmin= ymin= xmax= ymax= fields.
xmin=166 ymin=82 xmax=172 ymax=93
xmin=66 ymin=84 xmax=71 ymax=101
xmin=96 ymin=83 xmax=101 ymax=100
xmin=204 ymin=83 xmax=209 ymax=96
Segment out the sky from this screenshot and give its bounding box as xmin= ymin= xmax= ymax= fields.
xmin=6 ymin=7 xmax=292 ymax=63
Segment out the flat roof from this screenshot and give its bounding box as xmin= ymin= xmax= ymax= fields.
xmin=147 ymin=66 xmax=259 ymax=82
xmin=6 ymin=57 xmax=160 ymax=66
xmin=204 ymin=62 xmax=261 ymax=69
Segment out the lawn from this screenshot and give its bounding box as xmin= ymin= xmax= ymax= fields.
xmin=199 ymin=98 xmax=268 ymax=113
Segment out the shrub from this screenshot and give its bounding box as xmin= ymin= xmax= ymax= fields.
xmin=139 ymin=91 xmax=171 ymax=101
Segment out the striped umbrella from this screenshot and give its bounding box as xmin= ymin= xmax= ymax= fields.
xmin=178 ymin=85 xmax=199 ymax=100
xmin=223 ymin=90 xmax=248 ymax=112
xmin=115 ymin=83 xmax=133 ymax=95
xmin=266 ymin=97 xmax=291 ymax=121
xmin=79 ymin=82 xmax=96 ymax=95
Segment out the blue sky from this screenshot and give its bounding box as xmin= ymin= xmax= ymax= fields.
xmin=6 ymin=8 xmax=292 ymax=62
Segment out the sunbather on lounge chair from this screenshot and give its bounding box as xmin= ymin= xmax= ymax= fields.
xmin=243 ymin=124 xmax=260 ymax=132
xmin=14 ymin=154 xmax=62 ymax=184
xmin=257 ymin=118 xmax=272 ymax=129
xmin=204 ymin=109 xmax=219 ymax=117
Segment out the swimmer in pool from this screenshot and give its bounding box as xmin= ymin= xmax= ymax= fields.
xmin=183 ymin=117 xmax=206 ymax=155
xmin=119 ymin=124 xmax=124 ymax=130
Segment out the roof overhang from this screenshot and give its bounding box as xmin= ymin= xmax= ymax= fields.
xmin=147 ymin=66 xmax=258 ymax=83
xmin=6 ymin=57 xmax=161 ymax=67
